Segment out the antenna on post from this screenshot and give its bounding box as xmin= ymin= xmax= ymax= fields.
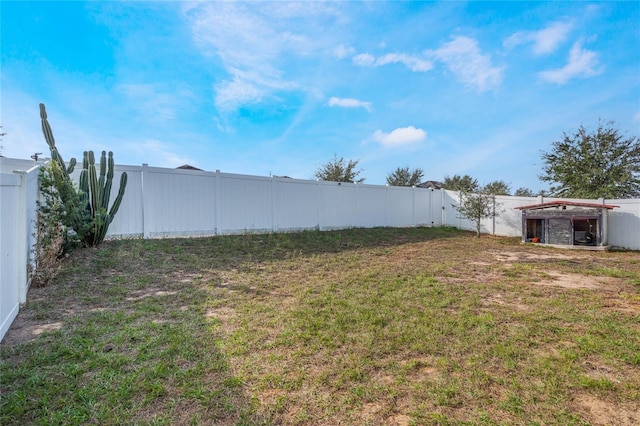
xmin=0 ymin=126 xmax=6 ymax=156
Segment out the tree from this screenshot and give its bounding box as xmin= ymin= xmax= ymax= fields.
xmin=314 ymin=155 xmax=365 ymax=183
xmin=442 ymin=174 xmax=479 ymax=192
xmin=483 ymin=180 xmax=511 ymax=195
xmin=450 ymin=180 xmax=503 ymax=238
xmin=386 ymin=166 xmax=424 ymax=186
xmin=514 ymin=187 xmax=535 ymax=197
xmin=539 ymin=120 xmax=640 ymax=199
xmin=453 ymin=190 xmax=500 ymax=238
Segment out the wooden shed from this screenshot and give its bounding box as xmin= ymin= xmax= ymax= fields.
xmin=514 ymin=201 xmax=618 ymax=249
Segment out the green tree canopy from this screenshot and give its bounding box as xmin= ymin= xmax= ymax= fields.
xmin=314 ymin=155 xmax=365 ymax=183
xmin=514 ymin=187 xmax=536 ymax=197
xmin=386 ymin=166 xmax=424 ymax=186
xmin=483 ymin=180 xmax=511 ymax=195
xmin=442 ymin=174 xmax=479 ymax=192
xmin=539 ymin=120 xmax=640 ymax=199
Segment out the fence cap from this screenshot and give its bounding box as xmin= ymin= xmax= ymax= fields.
xmin=514 ymin=200 xmax=619 ymax=210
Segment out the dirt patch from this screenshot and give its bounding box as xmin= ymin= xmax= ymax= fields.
xmin=1 ymin=319 xmax=63 ymax=346
xmin=574 ymin=394 xmax=640 ymax=426
xmin=483 ymin=294 xmax=529 ymax=311
xmin=491 ymin=250 xmax=584 ymax=267
xmin=535 ymin=272 xmax=618 ymax=289
xmin=206 ymin=306 xmax=235 ymax=321
xmin=361 ymin=402 xmax=384 ymax=418
xmin=386 ymin=413 xmax=411 ymax=426
xmin=126 ymin=288 xmax=178 ymax=301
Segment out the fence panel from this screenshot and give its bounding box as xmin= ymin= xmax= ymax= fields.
xmin=143 ymin=167 xmax=216 ymax=238
xmin=217 ymin=173 xmax=273 ymax=234
xmin=387 ymin=186 xmax=415 ymax=227
xmin=106 ymin=165 xmax=144 ymax=238
xmin=495 ymin=195 xmax=538 ymax=237
xmin=273 ymin=178 xmax=319 ymax=231
xmin=1 ymin=174 xmax=22 ymax=341
xmin=318 ymin=182 xmax=357 ymax=230
xmin=1 ymin=163 xmax=40 ymax=342
xmin=356 ymin=185 xmax=390 ymax=228
xmin=607 ymin=199 xmax=640 ymax=250
xmin=414 ymin=188 xmax=432 ymax=226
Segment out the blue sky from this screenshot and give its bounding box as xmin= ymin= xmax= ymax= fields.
xmin=2 ymin=1 xmax=639 ymax=192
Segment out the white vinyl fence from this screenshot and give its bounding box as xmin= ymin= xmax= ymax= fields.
xmin=1 ymin=159 xmax=40 ymax=341
xmin=100 ymin=165 xmax=444 ymax=239
xmin=2 ymin=158 xmax=640 ymax=342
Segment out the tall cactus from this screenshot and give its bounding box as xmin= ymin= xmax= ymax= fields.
xmin=39 ymin=103 xmax=127 ymax=247
xmin=79 ymin=150 xmax=128 ymax=246
xmin=40 ymin=103 xmax=76 ymax=177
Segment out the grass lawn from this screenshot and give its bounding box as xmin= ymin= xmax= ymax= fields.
xmin=1 ymin=227 xmax=639 ymax=425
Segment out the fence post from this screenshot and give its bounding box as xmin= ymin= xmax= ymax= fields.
xmin=386 ymin=184 xmax=390 ymax=227
xmin=353 ymin=182 xmax=358 ymax=228
xmin=316 ymin=180 xmax=322 ymax=231
xmin=214 ymin=170 xmax=221 ymax=235
xmin=14 ymin=171 xmax=28 ymax=303
xmin=141 ymin=163 xmax=150 ymax=239
xmin=492 ymin=196 xmax=496 ymax=235
xmin=412 ymin=186 xmax=416 ymax=227
xmin=271 ymin=176 xmax=276 ymax=232
xmin=441 ymin=189 xmax=446 ymax=226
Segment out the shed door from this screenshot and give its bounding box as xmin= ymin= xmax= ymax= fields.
xmin=548 ymin=218 xmax=571 ymax=245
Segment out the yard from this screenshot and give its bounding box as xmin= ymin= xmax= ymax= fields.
xmin=1 ymin=227 xmax=639 ymax=425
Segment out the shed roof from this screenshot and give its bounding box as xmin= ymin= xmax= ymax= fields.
xmin=514 ymin=200 xmax=618 ymax=211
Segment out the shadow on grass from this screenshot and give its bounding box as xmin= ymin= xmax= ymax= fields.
xmin=0 ymin=269 xmax=271 ymax=425
xmin=92 ymin=226 xmax=467 ymax=274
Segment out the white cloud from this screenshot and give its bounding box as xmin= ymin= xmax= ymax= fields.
xmin=328 ymin=97 xmax=372 ymax=112
xmin=117 ymin=83 xmax=194 ymax=121
xmin=333 ymin=44 xmax=355 ymax=59
xmin=633 ymin=112 xmax=640 ymax=123
xmin=352 ymin=52 xmax=432 ymax=72
xmin=183 ymin=2 xmax=338 ymax=113
xmin=376 ymin=53 xmax=433 ymax=72
xmin=214 ymin=77 xmax=267 ymax=112
xmin=353 ymin=53 xmax=375 ymax=67
xmin=372 ymin=126 xmax=427 ymax=148
xmin=539 ymin=41 xmax=600 ymax=84
xmin=428 ymin=36 xmax=503 ymax=92
xmin=504 ymin=21 xmax=573 ymax=55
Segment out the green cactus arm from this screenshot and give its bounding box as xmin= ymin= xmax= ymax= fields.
xmin=98 ymin=151 xmax=107 ymax=206
xmin=97 ymin=213 xmax=113 ymax=244
xmin=108 ymin=172 xmax=127 ymax=218
xmin=107 ymin=152 xmax=115 ymax=180
xmin=39 ymin=104 xmax=58 ymax=154
xmin=88 ymin=151 xmax=100 ymax=217
xmin=79 ymin=169 xmax=88 ymax=194
xmin=100 ymin=151 xmax=113 ymax=210
xmin=67 ymin=158 xmax=77 ymax=175
xmin=40 ymin=103 xmax=69 ymax=178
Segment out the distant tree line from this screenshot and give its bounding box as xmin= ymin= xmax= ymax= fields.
xmin=313 ymin=120 xmax=638 ymax=199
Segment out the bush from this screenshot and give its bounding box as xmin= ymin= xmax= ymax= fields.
xmin=30 ymin=163 xmax=85 ymax=286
